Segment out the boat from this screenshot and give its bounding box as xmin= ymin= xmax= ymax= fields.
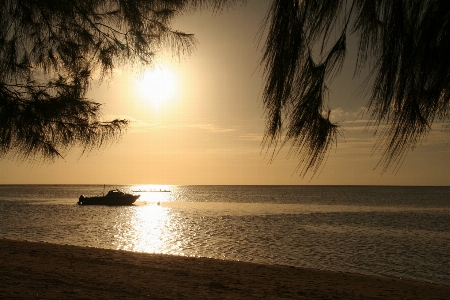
xmin=77 ymin=189 xmax=140 ymax=206
xmin=132 ymin=189 xmax=171 ymax=193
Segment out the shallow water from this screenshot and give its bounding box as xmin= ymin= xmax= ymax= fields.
xmin=0 ymin=185 xmax=449 ymax=285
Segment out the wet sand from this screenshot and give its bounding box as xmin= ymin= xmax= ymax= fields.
xmin=1 ymin=239 xmax=449 ymax=299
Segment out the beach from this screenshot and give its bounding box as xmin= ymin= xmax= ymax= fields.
xmin=1 ymin=239 xmax=449 ymax=299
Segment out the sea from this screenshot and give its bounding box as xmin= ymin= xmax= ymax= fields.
xmin=0 ymin=185 xmax=449 ymax=285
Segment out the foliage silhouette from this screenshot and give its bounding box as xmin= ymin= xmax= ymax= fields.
xmin=0 ymin=0 xmax=242 ymax=161
xmin=260 ymin=0 xmax=450 ymax=176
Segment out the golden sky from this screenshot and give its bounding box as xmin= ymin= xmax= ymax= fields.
xmin=1 ymin=0 xmax=450 ymax=185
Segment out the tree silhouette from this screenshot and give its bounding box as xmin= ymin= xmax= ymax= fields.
xmin=0 ymin=0 xmax=241 ymax=161
xmin=260 ymin=0 xmax=450 ymax=176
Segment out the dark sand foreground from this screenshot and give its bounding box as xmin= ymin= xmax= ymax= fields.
xmin=1 ymin=239 xmax=449 ymax=299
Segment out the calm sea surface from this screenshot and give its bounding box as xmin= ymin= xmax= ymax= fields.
xmin=0 ymin=185 xmax=449 ymax=285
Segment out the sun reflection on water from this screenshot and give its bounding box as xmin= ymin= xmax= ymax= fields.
xmin=110 ymin=184 xmax=185 ymax=254
xmin=112 ymin=204 xmax=182 ymax=254
xmin=129 ymin=205 xmax=170 ymax=253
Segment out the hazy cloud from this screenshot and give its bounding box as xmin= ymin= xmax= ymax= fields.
xmin=185 ymin=123 xmax=238 ymax=133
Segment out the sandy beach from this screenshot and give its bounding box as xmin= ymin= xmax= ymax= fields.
xmin=1 ymin=239 xmax=449 ymax=299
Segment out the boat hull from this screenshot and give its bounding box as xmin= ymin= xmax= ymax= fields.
xmin=77 ymin=195 xmax=140 ymax=206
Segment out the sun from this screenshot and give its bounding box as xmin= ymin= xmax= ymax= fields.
xmin=136 ymin=65 xmax=178 ymax=108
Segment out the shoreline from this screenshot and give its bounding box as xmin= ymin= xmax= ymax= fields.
xmin=1 ymin=239 xmax=449 ymax=299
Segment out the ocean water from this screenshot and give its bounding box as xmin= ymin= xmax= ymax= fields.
xmin=0 ymin=185 xmax=449 ymax=285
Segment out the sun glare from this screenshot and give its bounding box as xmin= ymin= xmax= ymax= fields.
xmin=136 ymin=66 xmax=178 ymax=108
